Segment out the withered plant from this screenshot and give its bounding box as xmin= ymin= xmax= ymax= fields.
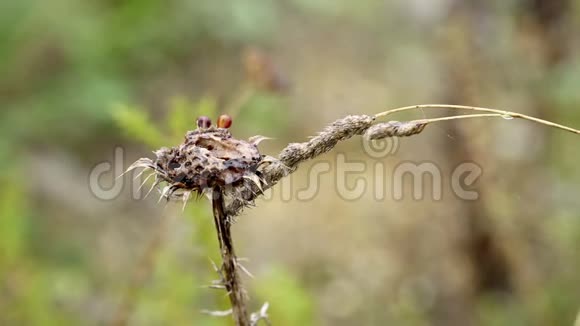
xmin=124 ymin=104 xmax=580 ymax=326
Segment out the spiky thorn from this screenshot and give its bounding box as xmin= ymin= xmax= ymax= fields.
xmin=201 ymin=283 xmax=227 ymax=290
xmin=210 ymin=260 xmax=222 ymax=274
xmin=202 ymin=258 xmax=227 ymax=291
xmin=136 ymin=172 xmax=155 ymax=193
xmin=236 ymin=260 xmax=254 ymax=279
xmin=200 ymin=309 xmax=233 ymax=317
xmin=181 ymin=191 xmax=192 ymax=211
xmin=250 ymin=302 xmax=271 ymax=326
xmin=139 ymin=174 xmax=161 ymax=199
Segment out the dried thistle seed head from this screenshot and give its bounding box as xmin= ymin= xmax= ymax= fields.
xmin=127 ymin=125 xmax=270 ymax=203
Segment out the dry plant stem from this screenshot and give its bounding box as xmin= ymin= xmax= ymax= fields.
xmin=212 ymin=187 xmax=250 ymax=326
xmin=376 ymin=104 xmax=580 ymax=135
xmin=416 ymin=113 xmax=505 ymax=124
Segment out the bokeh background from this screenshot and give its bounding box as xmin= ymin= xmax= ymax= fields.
xmin=1 ymin=1 xmax=580 ymax=325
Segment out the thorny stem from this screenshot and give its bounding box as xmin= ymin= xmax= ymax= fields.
xmin=376 ymin=104 xmax=580 ymax=135
xmin=211 ymin=187 xmax=250 ymax=326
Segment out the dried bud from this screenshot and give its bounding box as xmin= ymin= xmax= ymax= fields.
xmin=197 ymin=116 xmax=212 ymax=129
xmin=218 ymin=114 xmax=233 ymax=129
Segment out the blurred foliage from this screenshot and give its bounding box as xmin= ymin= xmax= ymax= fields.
xmin=0 ymin=0 xmax=283 ymax=159
xmin=255 ymin=266 xmax=315 ymax=326
xmin=0 ymin=169 xmax=28 ymax=265
xmin=1 ymin=0 xmax=580 ymax=325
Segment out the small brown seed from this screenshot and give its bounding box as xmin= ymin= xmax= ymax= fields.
xmin=197 ymin=116 xmax=212 ymax=129
xmin=217 ymin=114 xmax=233 ymax=129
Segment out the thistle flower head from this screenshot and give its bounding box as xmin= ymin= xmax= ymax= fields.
xmin=125 ymin=117 xmax=269 ymax=204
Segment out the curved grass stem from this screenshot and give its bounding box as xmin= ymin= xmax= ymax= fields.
xmin=376 ymin=104 xmax=580 ymax=135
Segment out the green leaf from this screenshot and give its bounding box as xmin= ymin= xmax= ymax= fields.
xmin=112 ymin=104 xmax=166 ymax=148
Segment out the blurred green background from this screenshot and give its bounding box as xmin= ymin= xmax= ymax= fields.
xmin=1 ymin=1 xmax=580 ymax=325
